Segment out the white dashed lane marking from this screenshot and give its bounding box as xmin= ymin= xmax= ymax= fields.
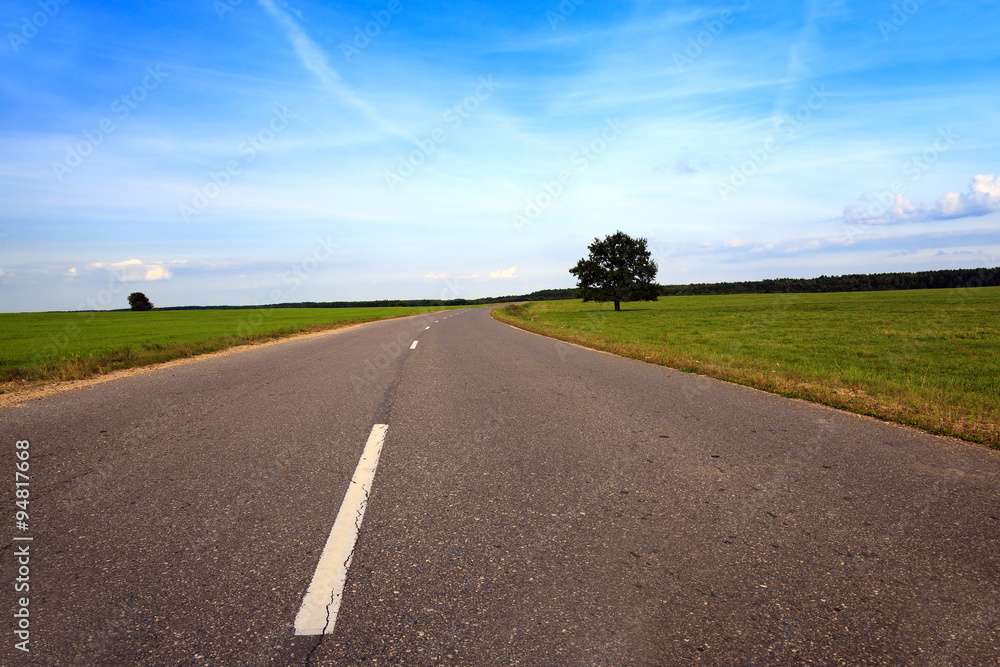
xmin=294 ymin=424 xmax=389 ymax=635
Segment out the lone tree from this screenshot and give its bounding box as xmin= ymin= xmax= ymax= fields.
xmin=128 ymin=292 xmax=153 ymax=311
xmin=569 ymin=231 xmax=659 ymax=311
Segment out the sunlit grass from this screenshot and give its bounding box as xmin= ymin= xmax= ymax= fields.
xmin=0 ymin=306 xmax=458 ymax=389
xmin=494 ymin=288 xmax=1000 ymax=447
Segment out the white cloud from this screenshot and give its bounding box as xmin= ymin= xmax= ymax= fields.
xmin=489 ymin=266 xmax=518 ymax=279
xmin=87 ymin=259 xmax=184 ymax=281
xmin=932 ymin=174 xmax=1000 ymax=220
xmin=843 ymin=192 xmax=922 ymax=226
xmin=844 ymin=174 xmax=1000 ymax=225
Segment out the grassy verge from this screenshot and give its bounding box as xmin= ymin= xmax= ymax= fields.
xmin=0 ymin=306 xmax=459 ymax=393
xmin=493 ymin=289 xmax=1000 ymax=448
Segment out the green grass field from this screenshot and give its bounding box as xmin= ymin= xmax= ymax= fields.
xmin=493 ymin=288 xmax=1000 ymax=447
xmin=0 ymin=306 xmax=458 ymax=388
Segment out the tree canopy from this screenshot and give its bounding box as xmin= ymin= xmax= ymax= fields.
xmin=128 ymin=292 xmax=154 ymax=311
xmin=569 ymin=231 xmax=659 ymax=311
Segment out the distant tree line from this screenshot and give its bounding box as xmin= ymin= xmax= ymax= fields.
xmin=658 ymin=266 xmax=999 ymax=296
xmin=155 ymin=288 xmax=581 ymax=311
xmin=143 ymin=266 xmax=997 ymax=311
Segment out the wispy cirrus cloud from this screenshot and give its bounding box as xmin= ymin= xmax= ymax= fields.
xmin=422 ymin=272 xmax=480 ymax=281
xmin=256 ymin=0 xmax=342 ymax=91
xmin=256 ymin=0 xmax=413 ymax=144
xmin=659 ymin=226 xmax=1000 ymax=264
xmin=422 ymin=267 xmax=518 ymax=281
xmin=3 ymin=1 xmax=1000 ymax=312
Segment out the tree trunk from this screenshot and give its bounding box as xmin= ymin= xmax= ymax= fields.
xmin=614 ymin=300 xmax=621 ymax=311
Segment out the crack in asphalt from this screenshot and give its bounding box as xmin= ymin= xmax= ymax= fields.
xmin=303 ymin=314 xmax=427 ymax=664
xmin=305 ymin=446 xmax=382 ymax=664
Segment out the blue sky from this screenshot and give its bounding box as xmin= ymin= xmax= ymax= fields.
xmin=1 ymin=0 xmax=999 ymax=311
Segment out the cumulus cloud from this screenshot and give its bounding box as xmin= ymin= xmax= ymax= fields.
xmin=489 ymin=266 xmax=518 ymax=279
xmin=932 ymin=174 xmax=1000 ymax=220
xmin=87 ymin=259 xmax=183 ymax=281
xmin=844 ymin=174 xmax=1000 ymax=226
xmin=843 ymin=192 xmax=921 ymax=226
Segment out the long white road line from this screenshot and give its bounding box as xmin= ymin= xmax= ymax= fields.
xmin=294 ymin=424 xmax=389 ymax=635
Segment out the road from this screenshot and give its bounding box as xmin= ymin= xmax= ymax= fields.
xmin=2 ymin=306 xmax=999 ymax=665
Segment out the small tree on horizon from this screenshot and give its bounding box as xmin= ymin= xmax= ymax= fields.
xmin=569 ymin=231 xmax=659 ymax=311
xmin=128 ymin=292 xmax=154 ymax=311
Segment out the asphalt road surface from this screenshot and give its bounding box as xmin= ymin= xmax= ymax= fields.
xmin=2 ymin=307 xmax=999 ymax=665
